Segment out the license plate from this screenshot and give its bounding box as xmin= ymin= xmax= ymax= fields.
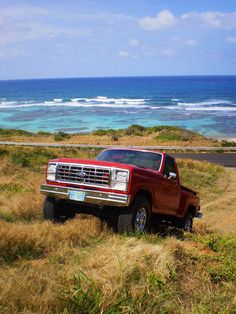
xmin=69 ymin=190 xmax=86 ymax=202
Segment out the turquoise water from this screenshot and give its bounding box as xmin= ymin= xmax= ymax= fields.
xmin=0 ymin=76 xmax=235 ymax=138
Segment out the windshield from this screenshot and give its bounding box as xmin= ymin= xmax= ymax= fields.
xmin=96 ymin=149 xmax=162 ymax=171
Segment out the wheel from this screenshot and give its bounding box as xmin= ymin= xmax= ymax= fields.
xmin=43 ymin=197 xmax=75 ymax=222
xmin=182 ymin=212 xmax=193 ymax=232
xmin=43 ymin=197 xmax=60 ymax=222
xmin=117 ymin=196 xmax=150 ymax=233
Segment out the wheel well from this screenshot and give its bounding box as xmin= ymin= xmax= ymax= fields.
xmin=188 ymin=205 xmax=196 ymax=217
xmin=134 ymin=190 xmax=153 ymax=209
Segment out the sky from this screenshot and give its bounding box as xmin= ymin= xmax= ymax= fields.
xmin=0 ymin=0 xmax=236 ymax=79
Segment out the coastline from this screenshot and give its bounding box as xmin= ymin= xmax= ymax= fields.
xmin=0 ymin=76 xmax=236 ymax=140
xmin=0 ymin=125 xmax=235 ymax=147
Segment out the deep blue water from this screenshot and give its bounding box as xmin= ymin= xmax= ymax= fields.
xmin=0 ymin=76 xmax=235 ymax=138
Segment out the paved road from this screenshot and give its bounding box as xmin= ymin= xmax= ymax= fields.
xmin=0 ymin=141 xmax=235 ymax=167
xmin=0 ymin=141 xmax=236 ymax=151
xmin=171 ymin=153 xmax=236 ymax=168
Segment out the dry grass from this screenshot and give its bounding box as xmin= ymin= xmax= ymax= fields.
xmin=200 ymin=168 xmax=236 ymax=233
xmin=0 ymin=147 xmax=235 ymax=313
xmin=0 ymin=126 xmax=221 ymax=147
xmin=0 ymin=218 xmax=103 ymax=264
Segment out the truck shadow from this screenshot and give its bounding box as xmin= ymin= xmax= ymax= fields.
xmin=150 ymin=223 xmax=185 ymax=240
xmin=99 ymin=215 xmax=185 ymax=240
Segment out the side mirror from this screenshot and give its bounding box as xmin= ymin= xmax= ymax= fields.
xmin=168 ymin=172 xmax=177 ymax=180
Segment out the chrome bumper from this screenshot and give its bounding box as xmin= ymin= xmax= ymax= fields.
xmin=40 ymin=184 xmax=130 ymax=207
xmin=195 ymin=212 xmax=203 ymax=218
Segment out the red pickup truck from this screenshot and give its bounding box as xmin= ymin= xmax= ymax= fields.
xmin=41 ymin=148 xmax=201 ymax=233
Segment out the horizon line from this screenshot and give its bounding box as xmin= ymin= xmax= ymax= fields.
xmin=1 ymin=74 xmax=236 ymax=82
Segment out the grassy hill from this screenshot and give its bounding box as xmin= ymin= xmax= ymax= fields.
xmin=0 ymin=146 xmax=235 ymax=313
xmin=1 ymin=125 xmax=236 ymax=147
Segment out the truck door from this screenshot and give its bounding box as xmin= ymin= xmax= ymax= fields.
xmin=159 ymin=156 xmax=181 ymax=214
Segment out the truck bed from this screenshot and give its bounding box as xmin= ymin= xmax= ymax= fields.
xmin=181 ymin=185 xmax=197 ymax=195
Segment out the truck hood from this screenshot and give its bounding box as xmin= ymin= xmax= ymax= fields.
xmin=49 ymin=158 xmax=134 ymax=171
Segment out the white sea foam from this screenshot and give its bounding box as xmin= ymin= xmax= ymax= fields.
xmin=71 ymin=98 xmax=81 ymax=102
xmin=185 ymin=106 xmax=236 ymax=111
xmin=177 ymin=99 xmax=233 ymax=107
xmin=0 ymin=96 xmax=149 ymax=109
xmin=0 ymin=97 xmax=235 ymax=112
xmin=164 ymin=99 xmax=236 ymax=112
xmin=53 ymin=98 xmax=63 ymax=102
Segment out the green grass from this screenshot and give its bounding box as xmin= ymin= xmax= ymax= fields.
xmin=4 ymin=146 xmax=97 ymax=170
xmin=177 ymin=159 xmax=225 ymax=200
xmin=92 ymin=124 xmax=208 ymax=140
xmin=0 ymin=128 xmax=33 ymax=137
xmin=11 ymin=148 xmax=57 ymax=168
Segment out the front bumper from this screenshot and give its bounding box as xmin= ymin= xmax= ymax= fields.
xmin=195 ymin=212 xmax=203 ymax=218
xmin=40 ymin=184 xmax=130 ymax=207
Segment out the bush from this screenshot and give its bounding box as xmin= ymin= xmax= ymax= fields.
xmin=11 ymin=148 xmax=56 ymax=168
xmin=54 ymin=131 xmax=71 ymax=141
xmin=92 ymin=129 xmax=115 ymax=136
xmin=124 ymin=124 xmax=145 ymax=136
xmin=0 ymin=128 xmax=33 ymax=137
xmin=111 ymin=133 xmax=119 ymax=141
xmin=221 ymin=140 xmax=236 ymax=147
xmin=38 ymin=131 xmax=51 ymax=136
xmin=0 ymin=148 xmax=8 ymax=156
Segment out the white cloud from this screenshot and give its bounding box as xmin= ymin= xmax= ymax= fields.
xmin=170 ymin=36 xmax=198 ymax=47
xmin=161 ymin=48 xmax=175 ymax=57
xmin=226 ymin=36 xmax=236 ymax=43
xmin=140 ymin=10 xmax=176 ymax=30
xmin=140 ymin=10 xmax=236 ymax=31
xmin=185 ymin=39 xmax=198 ymax=47
xmin=118 ymin=51 xmax=130 ymax=58
xmin=117 ymin=51 xmax=140 ymax=59
xmin=129 ymin=39 xmax=140 ymax=46
xmin=182 ymin=11 xmax=236 ymax=29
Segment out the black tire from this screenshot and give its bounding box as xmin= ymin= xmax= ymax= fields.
xmin=117 ymin=196 xmax=151 ymax=234
xmin=43 ymin=197 xmax=75 ymax=222
xmin=43 ymin=197 xmax=60 ymax=222
xmin=182 ymin=212 xmax=193 ymax=232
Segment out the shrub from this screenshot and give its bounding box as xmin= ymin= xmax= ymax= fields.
xmin=111 ymin=133 xmax=119 ymax=141
xmin=11 ymin=148 xmax=56 ymax=168
xmin=38 ymin=131 xmax=51 ymax=136
xmin=221 ymin=140 xmax=236 ymax=147
xmin=93 ymin=129 xmax=112 ymax=136
xmin=54 ymin=131 xmax=71 ymax=141
xmin=0 ymin=148 xmax=8 ymax=156
xmin=124 ymin=124 xmax=145 ymax=136
xmin=0 ymin=128 xmax=33 ymax=137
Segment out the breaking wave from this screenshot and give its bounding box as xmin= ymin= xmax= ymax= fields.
xmin=0 ymin=96 xmax=149 ymax=109
xmin=0 ymin=97 xmax=235 ymax=112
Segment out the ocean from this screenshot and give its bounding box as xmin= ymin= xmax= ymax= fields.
xmin=0 ymin=76 xmax=235 ymax=138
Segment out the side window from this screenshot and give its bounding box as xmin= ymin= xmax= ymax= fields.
xmin=163 ymin=157 xmax=176 ymax=179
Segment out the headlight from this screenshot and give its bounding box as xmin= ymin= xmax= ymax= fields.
xmin=111 ymin=169 xmax=129 ymax=191
xmin=47 ymin=163 xmax=57 ymax=181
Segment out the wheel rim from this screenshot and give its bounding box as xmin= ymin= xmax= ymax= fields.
xmin=134 ymin=207 xmax=147 ymax=232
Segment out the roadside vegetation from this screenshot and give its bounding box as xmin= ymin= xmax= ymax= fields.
xmin=1 ymin=125 xmax=235 ymax=147
xmin=0 ymin=145 xmax=235 ymax=313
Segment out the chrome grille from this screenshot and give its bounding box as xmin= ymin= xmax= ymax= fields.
xmin=56 ymin=164 xmax=110 ymax=187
